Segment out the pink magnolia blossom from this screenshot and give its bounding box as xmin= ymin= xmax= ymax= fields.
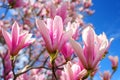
xmin=61 ymin=42 xmax=73 ymax=60
xmin=2 ymin=22 xmax=35 ymax=56
xmin=83 ymin=0 xmax=92 ymax=8
xmin=36 ymin=16 xmax=72 ymax=54
xmin=0 ymin=48 xmax=12 ymax=79
xmin=0 ymin=52 xmax=12 ymax=79
xmin=3 ymin=52 xmax=12 ymax=75
xmin=60 ymin=61 xmax=87 ymax=80
xmin=56 ymin=2 xmax=67 ymax=22
xmin=48 ymin=2 xmax=67 ymax=22
xmin=101 ymin=71 xmax=111 ymax=80
xmin=8 ymin=0 xmax=27 ymax=8
xmin=108 ymin=55 xmax=118 ymax=70
xmin=70 ymin=26 xmax=113 ymax=71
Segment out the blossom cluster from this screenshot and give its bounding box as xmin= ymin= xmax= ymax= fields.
xmin=0 ymin=0 xmax=118 ymax=80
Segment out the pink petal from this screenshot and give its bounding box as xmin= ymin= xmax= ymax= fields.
xmin=71 ymin=64 xmax=81 ymax=77
xmin=24 ymin=34 xmax=32 ymax=43
xmin=60 ymin=43 xmax=67 ymax=57
xmin=50 ymin=4 xmax=56 ymax=19
xmin=46 ymin=19 xmax=54 ymax=45
xmin=61 ymin=43 xmax=72 ymax=58
xmin=52 ymin=16 xmax=63 ymax=49
xmin=46 ymin=19 xmax=53 ymax=32
xmin=64 ymin=62 xmax=74 ymax=80
xmin=70 ymin=38 xmax=87 ymax=68
xmin=12 ymin=22 xmax=20 ymax=50
xmin=36 ymin=19 xmax=52 ymax=53
xmin=58 ymin=29 xmax=73 ymax=51
xmin=78 ymin=69 xmax=87 ymax=79
xmin=56 ymin=2 xmax=67 ymax=21
xmin=2 ymin=29 xmax=12 ymax=51
xmin=106 ymin=37 xmax=114 ymax=51
xmin=82 ymin=27 xmax=95 ymax=67
xmin=61 ymin=72 xmax=67 ymax=80
xmin=15 ymin=33 xmax=28 ymax=52
xmin=92 ymin=41 xmax=107 ymax=68
xmin=18 ymin=31 xmax=28 ymax=44
xmin=102 ymin=71 xmax=111 ymax=80
xmin=23 ymin=34 xmax=35 ymax=48
xmin=23 ymin=38 xmax=35 ymax=48
xmin=108 ymin=55 xmax=118 ymax=68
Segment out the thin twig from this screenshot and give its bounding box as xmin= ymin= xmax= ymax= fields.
xmin=16 ymin=66 xmax=51 ymax=77
xmin=11 ymin=57 xmax=16 ymax=80
xmin=51 ymin=60 xmax=58 ymax=80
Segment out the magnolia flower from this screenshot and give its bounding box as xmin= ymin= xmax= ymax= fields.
xmin=60 ymin=42 xmax=73 ymax=60
xmin=66 ymin=22 xmax=80 ymax=40
xmin=0 ymin=46 xmax=12 ymax=80
xmin=56 ymin=2 xmax=67 ymax=22
xmin=48 ymin=2 xmax=67 ymax=22
xmin=70 ymin=26 xmax=113 ymax=71
xmin=2 ymin=22 xmax=35 ymax=56
xmin=8 ymin=0 xmax=27 ymax=8
xmin=36 ymin=16 xmax=72 ymax=61
xmin=101 ymin=71 xmax=111 ymax=80
xmin=83 ymin=0 xmax=92 ymax=8
xmin=3 ymin=52 xmax=12 ymax=74
xmin=60 ymin=61 xmax=87 ymax=80
xmin=108 ymin=55 xmax=118 ymax=70
xmin=0 ymin=51 xmax=12 ymax=77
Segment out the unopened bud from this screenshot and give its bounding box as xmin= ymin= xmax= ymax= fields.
xmin=108 ymin=55 xmax=118 ymax=70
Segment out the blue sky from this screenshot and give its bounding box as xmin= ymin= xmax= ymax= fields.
xmin=85 ymin=0 xmax=120 ymax=79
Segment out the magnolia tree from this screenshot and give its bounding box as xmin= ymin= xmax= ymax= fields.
xmin=0 ymin=0 xmax=118 ymax=80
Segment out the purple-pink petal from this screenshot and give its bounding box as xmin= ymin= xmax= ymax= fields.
xmin=82 ymin=27 xmax=95 ymax=68
xmin=12 ymin=22 xmax=20 ymax=50
xmin=36 ymin=19 xmax=52 ymax=52
xmin=70 ymin=38 xmax=87 ymax=68
xmin=56 ymin=2 xmax=67 ymax=21
xmin=59 ymin=29 xmax=73 ymax=51
xmin=52 ymin=16 xmax=63 ymax=49
xmin=2 ymin=29 xmax=12 ymax=51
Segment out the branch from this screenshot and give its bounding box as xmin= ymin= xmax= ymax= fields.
xmin=16 ymin=66 xmax=51 ymax=77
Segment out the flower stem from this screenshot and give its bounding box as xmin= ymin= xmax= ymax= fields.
xmin=11 ymin=56 xmax=16 ymax=80
xmin=51 ymin=60 xmax=57 ymax=80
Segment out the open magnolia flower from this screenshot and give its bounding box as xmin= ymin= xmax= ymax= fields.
xmin=2 ymin=22 xmax=35 ymax=56
xmin=60 ymin=61 xmax=87 ymax=80
xmin=70 ymin=26 xmax=113 ymax=71
xmin=36 ymin=16 xmax=72 ymax=61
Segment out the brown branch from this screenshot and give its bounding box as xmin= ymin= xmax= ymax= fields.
xmin=16 ymin=66 xmax=51 ymax=77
